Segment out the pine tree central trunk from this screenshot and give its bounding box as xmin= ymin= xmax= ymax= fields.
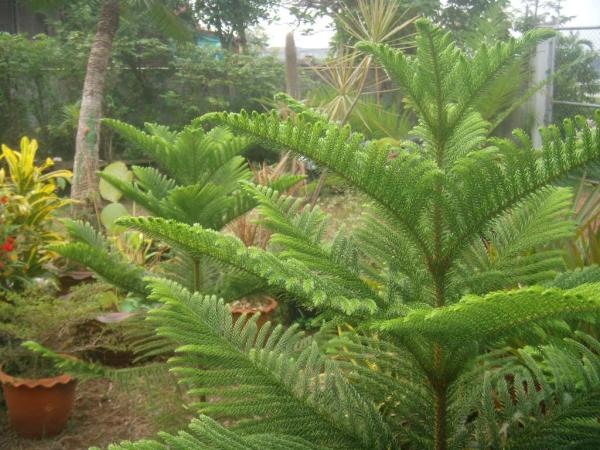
xmin=193 ymin=258 xmax=201 ymax=292
xmin=433 ymin=343 xmax=447 ymax=450
xmin=434 ymin=385 xmax=448 ymax=450
xmin=71 ymin=0 xmax=120 ymax=210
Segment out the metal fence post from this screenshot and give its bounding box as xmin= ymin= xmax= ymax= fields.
xmin=531 ymin=36 xmax=557 ymax=148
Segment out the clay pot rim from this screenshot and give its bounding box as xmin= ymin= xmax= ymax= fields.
xmin=0 ymin=353 xmax=76 ymax=389
xmin=58 ymin=270 xmax=94 ymax=280
xmin=230 ymin=297 xmax=278 ymax=314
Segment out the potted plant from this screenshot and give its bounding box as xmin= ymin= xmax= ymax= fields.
xmin=0 ymin=284 xmax=122 ymax=438
xmin=0 ymin=342 xmax=76 ymax=439
xmin=229 ymin=294 xmax=278 ymax=330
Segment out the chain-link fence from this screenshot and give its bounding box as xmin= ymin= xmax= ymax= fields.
xmin=530 ymin=25 xmax=600 ymax=146
xmin=552 ymin=26 xmax=600 ymax=121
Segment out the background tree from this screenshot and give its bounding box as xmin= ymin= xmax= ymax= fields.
xmin=514 ymin=0 xmax=572 ymax=32
xmin=190 ymin=0 xmax=278 ymax=51
xmin=0 ymin=9 xmax=285 ymax=162
xmin=439 ymin=0 xmax=510 ymax=37
xmin=28 ymin=0 xmax=192 ymax=212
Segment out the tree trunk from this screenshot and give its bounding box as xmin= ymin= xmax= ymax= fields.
xmin=238 ymin=27 xmax=248 ymax=54
xmin=434 ymin=384 xmax=448 ymax=450
xmin=433 ymin=343 xmax=448 ymax=450
xmin=285 ymin=32 xmax=299 ymax=99
xmin=71 ymin=0 xmax=119 ymax=211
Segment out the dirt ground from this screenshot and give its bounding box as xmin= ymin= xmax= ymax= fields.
xmin=319 ymin=190 xmax=365 ymax=237
xmin=0 ymin=378 xmax=190 ymax=450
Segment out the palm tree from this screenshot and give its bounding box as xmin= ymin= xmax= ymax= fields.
xmin=29 ymin=1 xmax=192 ymax=211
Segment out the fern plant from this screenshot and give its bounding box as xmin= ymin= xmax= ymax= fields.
xmin=36 ymin=20 xmax=600 ymax=449
xmin=55 ymin=119 xmax=302 ymax=297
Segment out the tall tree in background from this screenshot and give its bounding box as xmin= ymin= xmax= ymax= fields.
xmin=29 ymin=0 xmax=192 ymax=211
xmin=515 ymin=0 xmax=572 ymax=32
xmin=191 ymin=0 xmax=278 ymax=51
xmin=440 ymin=0 xmax=510 ymax=37
xmin=72 ymin=0 xmax=119 ymax=210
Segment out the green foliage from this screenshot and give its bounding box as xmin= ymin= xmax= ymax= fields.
xmin=0 ymin=8 xmax=285 ymax=160
xmin=101 ymin=202 xmax=130 ymax=231
xmin=122 ymin=0 xmax=193 ymax=42
xmin=553 ymin=33 xmax=600 ymax=123
xmin=0 ymin=32 xmax=79 ymax=155
xmin=56 ymin=219 xmax=150 ymax=297
xmin=55 ymin=118 xmax=302 ymax=300
xmin=160 ymin=46 xmax=285 ymax=131
xmin=41 ymin=20 xmax=600 ymax=449
xmin=190 ymin=0 xmax=278 ymax=50
xmin=94 ymin=278 xmax=393 ymax=449
xmin=74 ymin=277 xmax=600 ymax=450
xmin=456 ymin=332 xmax=600 ymax=449
xmin=0 ymin=282 xmax=119 ymax=343
xmin=0 ymin=281 xmax=130 ymax=376
xmin=449 ymin=2 xmax=511 ymax=48
xmin=54 ymin=119 xmax=253 ymax=298
xmin=440 ymin=0 xmax=511 ymax=39
xmin=325 ymin=0 xmax=434 ymax=51
xmin=0 ymin=137 xmax=72 ymax=291
xmin=0 ymin=285 xmax=63 ymax=344
xmin=348 ymin=99 xmax=413 ymax=145
xmin=100 ymin=119 xmax=256 ymax=228
xmin=551 ymin=264 xmax=600 ymax=289
xmin=100 ymin=161 xmax=133 ymax=203
xmin=455 ymin=187 xmax=574 ymax=294
xmin=374 ymin=284 xmax=600 ymax=346
xmin=94 ymin=415 xmax=323 ymax=450
xmin=118 ymin=215 xmax=378 ymax=316
xmin=561 ymin=177 xmax=600 ymax=268
xmin=514 ymin=0 xmax=572 ymax=33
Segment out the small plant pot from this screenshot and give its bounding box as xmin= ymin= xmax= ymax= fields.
xmin=57 ymin=270 xmax=94 ymax=295
xmin=0 ymin=366 xmax=77 ymax=439
xmin=230 ymin=297 xmax=278 ymax=330
xmin=76 ymin=313 xmax=137 ymax=367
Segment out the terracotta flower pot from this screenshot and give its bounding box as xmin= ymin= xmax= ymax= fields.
xmin=0 ymin=366 xmax=77 ymax=439
xmin=230 ymin=297 xmax=278 ymax=330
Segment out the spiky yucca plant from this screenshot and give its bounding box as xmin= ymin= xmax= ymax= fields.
xmin=34 ymin=20 xmax=600 ymax=449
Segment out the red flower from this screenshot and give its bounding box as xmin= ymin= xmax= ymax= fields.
xmin=0 ymin=196 xmax=7 ymax=204
xmin=3 ymin=242 xmax=14 ymax=252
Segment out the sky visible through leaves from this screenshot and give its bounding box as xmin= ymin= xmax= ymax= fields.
xmin=263 ymin=0 xmax=599 ymax=48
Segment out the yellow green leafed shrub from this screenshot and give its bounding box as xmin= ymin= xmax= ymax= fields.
xmin=0 ymin=137 xmax=72 ymax=291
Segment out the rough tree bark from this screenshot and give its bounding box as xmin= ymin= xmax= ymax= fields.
xmin=71 ymin=0 xmax=120 ymax=211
